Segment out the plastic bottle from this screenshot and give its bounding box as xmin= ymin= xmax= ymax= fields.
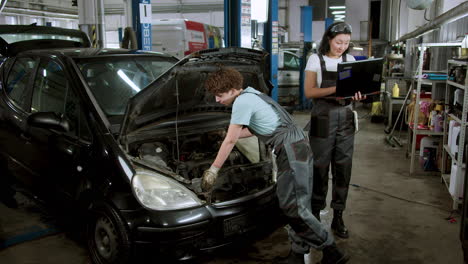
xmin=429 ymin=110 xmax=437 ymax=130
xmin=433 ymin=112 xmax=443 ymax=132
xmin=462 ymin=33 xmax=468 ymax=58
xmin=392 ymin=83 xmax=400 ymax=97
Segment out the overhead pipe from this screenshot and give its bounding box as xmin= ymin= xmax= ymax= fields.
xmin=0 ymin=0 xmax=7 ymax=13
xmin=390 ymin=1 xmax=468 ymax=45
xmin=0 ymin=11 xmax=77 ymax=21
xmin=3 ymin=2 xmax=223 ymax=16
xmin=2 ymin=6 xmax=77 ymax=18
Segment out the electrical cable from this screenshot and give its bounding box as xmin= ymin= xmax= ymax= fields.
xmin=423 ymin=8 xmax=431 ymax=22
xmin=349 ymin=182 xmax=456 ymax=213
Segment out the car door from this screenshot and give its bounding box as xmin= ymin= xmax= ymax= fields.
xmin=277 ymin=51 xmax=300 ymax=106
xmin=27 ymin=56 xmax=93 ymax=201
xmin=0 ymin=56 xmax=40 ymax=187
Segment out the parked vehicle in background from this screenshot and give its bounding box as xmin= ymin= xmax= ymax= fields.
xmin=277 ymin=43 xmax=316 ymax=109
xmin=278 ymin=48 xmax=301 ymax=108
xmin=152 ymin=19 xmax=224 ymax=58
xmin=0 ymin=25 xmax=282 ymax=264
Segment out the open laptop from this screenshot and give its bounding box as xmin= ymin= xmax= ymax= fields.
xmin=334 ymin=57 xmax=384 ymax=99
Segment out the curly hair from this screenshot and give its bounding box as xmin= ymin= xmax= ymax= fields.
xmin=205 ymin=67 xmax=244 ymax=95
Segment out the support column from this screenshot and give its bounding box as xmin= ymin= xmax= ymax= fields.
xmin=131 ymin=0 xmax=152 ymax=50
xmin=300 ymin=6 xmax=313 ymax=109
xmin=78 ymin=0 xmax=105 ymax=48
xmin=224 ymin=0 xmax=241 ymax=47
xmin=264 ymin=0 xmax=278 ymax=101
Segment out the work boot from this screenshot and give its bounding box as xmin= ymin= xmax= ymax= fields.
xmin=273 ymin=250 xmax=305 ymax=264
xmin=321 ymin=243 xmax=349 ymax=264
xmin=312 ymin=209 xmax=321 ymax=222
xmin=331 ymin=210 xmax=349 ymax=238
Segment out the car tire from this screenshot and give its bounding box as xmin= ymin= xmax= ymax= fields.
xmin=87 ymin=202 xmax=132 ymax=264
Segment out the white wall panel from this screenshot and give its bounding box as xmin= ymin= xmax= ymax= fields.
xmin=287 ymin=0 xmax=307 ymax=42
xmin=152 ymin=11 xmax=224 ymax=27
xmin=312 ymin=21 xmax=325 ymax=43
xmin=442 ymin=0 xmax=466 ymax=12
xmin=345 ymin=0 xmax=368 ymax=42
xmin=105 ymin=14 xmax=124 ymax=30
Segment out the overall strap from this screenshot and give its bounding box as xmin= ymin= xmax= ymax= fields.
xmin=318 ymin=53 xmax=327 ymax=74
xmin=318 ymin=53 xmax=347 ymax=73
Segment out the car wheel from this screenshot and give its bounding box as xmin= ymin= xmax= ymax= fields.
xmin=87 ymin=203 xmax=132 ymax=264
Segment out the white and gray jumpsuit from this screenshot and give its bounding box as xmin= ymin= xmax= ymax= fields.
xmin=309 ymin=54 xmax=355 ymax=212
xmin=241 ymin=89 xmax=334 ymax=254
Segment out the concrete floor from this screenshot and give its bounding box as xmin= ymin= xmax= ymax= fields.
xmin=0 ymin=107 xmax=464 ymax=264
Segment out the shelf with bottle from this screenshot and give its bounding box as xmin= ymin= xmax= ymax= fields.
xmin=447 ymin=80 xmax=466 ymax=90
xmin=440 ymin=59 xmax=468 ymax=209
xmin=408 ymin=42 xmax=464 ymax=176
xmin=408 ymin=126 xmax=444 ymax=136
xmin=443 ymin=144 xmax=466 ymax=168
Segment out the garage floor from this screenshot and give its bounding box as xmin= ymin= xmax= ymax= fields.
xmin=0 ymin=107 xmax=464 ymax=264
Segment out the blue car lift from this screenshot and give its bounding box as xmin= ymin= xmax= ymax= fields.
xmin=132 ymin=0 xmax=152 ymax=50
xmin=299 ymin=6 xmax=313 ymax=109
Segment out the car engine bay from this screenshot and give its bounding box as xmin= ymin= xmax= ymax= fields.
xmin=130 ymin=127 xmax=275 ymax=203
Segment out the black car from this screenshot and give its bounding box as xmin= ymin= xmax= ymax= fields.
xmin=0 ymin=25 xmax=282 ymax=263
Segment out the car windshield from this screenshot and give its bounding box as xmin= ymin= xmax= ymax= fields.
xmin=75 ymin=56 xmax=176 ymax=116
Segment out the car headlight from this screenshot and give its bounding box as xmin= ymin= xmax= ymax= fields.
xmin=132 ymin=168 xmax=202 ymax=210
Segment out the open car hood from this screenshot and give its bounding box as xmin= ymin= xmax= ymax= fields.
xmin=0 ymin=24 xmax=91 ymax=57
xmin=119 ymin=47 xmax=271 ymax=142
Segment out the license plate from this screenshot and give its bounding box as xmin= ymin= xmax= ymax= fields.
xmin=223 ymin=214 xmax=254 ymax=237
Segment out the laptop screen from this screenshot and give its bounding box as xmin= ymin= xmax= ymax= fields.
xmin=335 ymin=58 xmax=384 ymax=98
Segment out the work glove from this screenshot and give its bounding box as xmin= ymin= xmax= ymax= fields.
xmin=201 ymin=165 xmax=220 ymax=192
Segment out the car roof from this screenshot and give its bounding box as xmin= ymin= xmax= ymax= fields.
xmin=0 ymin=24 xmax=92 ymax=56
xmin=16 ymin=48 xmax=178 ymax=60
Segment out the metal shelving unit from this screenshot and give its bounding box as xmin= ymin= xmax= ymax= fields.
xmin=383 ymin=77 xmax=412 ymax=133
xmin=441 ymin=59 xmax=468 ymax=209
xmin=408 ymin=42 xmax=462 ymax=175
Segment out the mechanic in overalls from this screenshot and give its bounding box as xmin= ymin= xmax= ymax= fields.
xmin=202 ymin=67 xmax=349 ymax=264
xmin=304 ymin=22 xmax=365 ymax=239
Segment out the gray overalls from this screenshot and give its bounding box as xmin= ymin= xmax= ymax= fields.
xmin=240 ymin=88 xmax=334 ymax=254
xmin=309 ymin=54 xmax=355 ymax=212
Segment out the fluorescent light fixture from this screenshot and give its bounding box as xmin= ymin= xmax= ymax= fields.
xmin=329 ymin=6 xmax=346 ymax=9
xmin=353 ymin=47 xmax=364 ymax=50
xmin=117 ymin=69 xmax=140 ymax=92
xmin=334 ymin=15 xmax=346 ymax=20
xmin=332 ymin=11 xmax=346 ymax=14
xmin=251 ymin=0 xmax=268 ymax=23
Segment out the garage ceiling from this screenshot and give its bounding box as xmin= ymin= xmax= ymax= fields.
xmin=3 ymin=0 xmax=224 ymax=16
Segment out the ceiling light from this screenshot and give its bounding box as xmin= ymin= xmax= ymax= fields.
xmin=332 ymin=11 xmax=346 ymax=14
xmin=334 ymin=15 xmax=346 ymax=20
xmin=329 ymin=6 xmax=346 ymax=9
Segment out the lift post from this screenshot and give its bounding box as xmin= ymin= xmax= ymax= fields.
xmin=299 ymin=6 xmax=313 ymax=109
xmin=224 ymin=0 xmax=241 ymax=47
xmin=131 ymin=0 xmax=152 ymax=50
xmin=263 ymin=0 xmax=279 ymax=101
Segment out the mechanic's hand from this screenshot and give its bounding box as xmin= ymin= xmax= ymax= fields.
xmin=201 ymin=165 xmax=220 ymax=192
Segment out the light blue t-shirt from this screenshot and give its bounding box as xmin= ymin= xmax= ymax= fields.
xmin=231 ymin=87 xmax=281 ymax=135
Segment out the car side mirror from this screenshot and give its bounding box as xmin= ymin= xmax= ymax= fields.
xmin=28 ymin=112 xmax=70 ymax=132
xmin=278 ymin=50 xmax=284 ymax=69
